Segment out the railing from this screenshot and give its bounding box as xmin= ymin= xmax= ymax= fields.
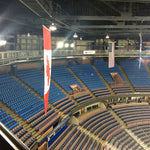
xmin=0 ymin=49 xmax=150 ymax=65
xmin=0 ymin=122 xmax=30 ymax=150
xmin=70 ymin=93 xmax=150 ymax=115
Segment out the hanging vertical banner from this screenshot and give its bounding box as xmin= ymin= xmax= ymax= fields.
xmin=139 ymin=33 xmax=142 ymax=69
xmin=108 ymin=42 xmax=115 ymax=68
xmin=43 ymin=25 xmax=52 ymax=115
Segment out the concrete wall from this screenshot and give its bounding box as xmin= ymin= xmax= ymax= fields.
xmin=17 ymin=62 xmax=43 ymax=71
xmin=0 ymin=65 xmax=11 ymax=74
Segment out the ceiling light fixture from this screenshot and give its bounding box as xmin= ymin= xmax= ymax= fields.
xmin=106 ymin=34 xmax=110 ymax=39
xmin=0 ymin=40 xmax=6 ymax=46
xmin=49 ymin=23 xmax=57 ymax=31
xmin=70 ymin=43 xmax=74 ymax=48
xmin=65 ymin=43 xmax=69 ymax=48
xmin=27 ymin=33 xmax=30 ymax=37
xmin=73 ymin=32 xmax=78 ymax=38
xmin=57 ymin=42 xmax=63 ymax=48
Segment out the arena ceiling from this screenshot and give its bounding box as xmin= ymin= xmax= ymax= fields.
xmin=1 ymin=0 xmax=150 ymax=40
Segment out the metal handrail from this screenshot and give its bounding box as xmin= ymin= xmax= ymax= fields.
xmin=0 ymin=49 xmax=150 ymax=65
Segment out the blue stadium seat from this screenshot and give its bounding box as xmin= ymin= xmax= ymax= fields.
xmin=94 ymin=59 xmax=125 ymax=83
xmin=0 ymin=107 xmax=19 ymax=130
xmin=52 ymin=65 xmax=83 ymax=93
xmin=70 ymin=64 xmax=106 ymax=90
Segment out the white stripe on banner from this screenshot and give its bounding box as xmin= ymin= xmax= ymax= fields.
xmin=44 ymin=50 xmax=52 ymax=94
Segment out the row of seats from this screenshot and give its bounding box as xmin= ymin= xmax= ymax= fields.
xmin=80 ymin=109 xmax=121 ymax=140
xmin=18 ymin=66 xmax=78 ymax=114
xmin=94 ymin=59 xmax=125 ymax=83
xmin=129 ymin=124 xmax=150 ymax=147
xmin=17 ymin=69 xmax=70 ymax=108
xmin=112 ymin=86 xmax=132 ymax=94
xmin=91 ymin=88 xmax=111 ymax=97
xmin=0 ymin=74 xmax=44 ymax=121
xmin=73 ymin=91 xmax=93 ymax=104
xmin=0 ymin=110 xmax=36 ymax=149
xmin=53 ymin=97 xmax=77 ymax=114
xmin=12 ymin=125 xmax=36 ymax=148
xmin=52 ymin=65 xmax=83 ymax=93
xmin=112 ymin=104 xmax=150 ymax=125
xmin=49 ymin=125 xmax=101 ymax=150
xmin=108 ymin=128 xmax=144 ymax=150
xmin=0 ymin=73 xmax=61 ymax=148
xmin=0 ymin=108 xmax=18 ymax=130
xmin=121 ymin=60 xmax=150 ymax=91
xmin=70 ymin=64 xmax=106 ymax=90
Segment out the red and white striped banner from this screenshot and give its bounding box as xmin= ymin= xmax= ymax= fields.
xmin=43 ymin=26 xmax=52 ymax=115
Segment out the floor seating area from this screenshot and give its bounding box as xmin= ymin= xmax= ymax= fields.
xmin=52 ymin=65 xmax=83 ymax=93
xmin=120 ymin=60 xmax=150 ymax=92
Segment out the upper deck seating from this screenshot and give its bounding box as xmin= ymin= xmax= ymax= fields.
xmin=120 ymin=60 xmax=150 ymax=92
xmin=17 ymin=69 xmax=66 ymax=104
xmin=52 ymin=66 xmax=83 ymax=93
xmin=17 ymin=69 xmax=76 ymax=113
xmin=94 ymin=59 xmax=125 ymax=83
xmin=70 ymin=64 xmax=106 ymax=90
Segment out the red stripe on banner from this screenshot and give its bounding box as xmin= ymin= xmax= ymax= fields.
xmin=43 ymin=26 xmax=51 ymax=50
xmin=44 ymin=90 xmax=49 ymax=115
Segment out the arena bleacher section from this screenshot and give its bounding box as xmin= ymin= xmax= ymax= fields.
xmin=1 ymin=59 xmax=150 ymax=149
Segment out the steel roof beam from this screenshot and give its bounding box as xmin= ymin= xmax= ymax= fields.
xmin=99 ymin=0 xmax=150 ymax=2
xmin=58 ymin=16 xmax=150 ymax=21
xmin=71 ymin=25 xmax=150 ymax=29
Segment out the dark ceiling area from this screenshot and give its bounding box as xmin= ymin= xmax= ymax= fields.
xmin=0 ymin=0 xmax=150 ymax=40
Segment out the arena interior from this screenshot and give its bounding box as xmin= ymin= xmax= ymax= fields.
xmin=1 ymin=0 xmax=150 ymax=150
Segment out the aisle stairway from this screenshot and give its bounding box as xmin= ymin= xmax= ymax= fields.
xmin=92 ymin=65 xmax=115 ymax=95
xmin=68 ymin=67 xmax=96 ymax=99
xmin=118 ymin=64 xmax=135 ymax=92
xmin=125 ymin=129 xmax=150 ymax=150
